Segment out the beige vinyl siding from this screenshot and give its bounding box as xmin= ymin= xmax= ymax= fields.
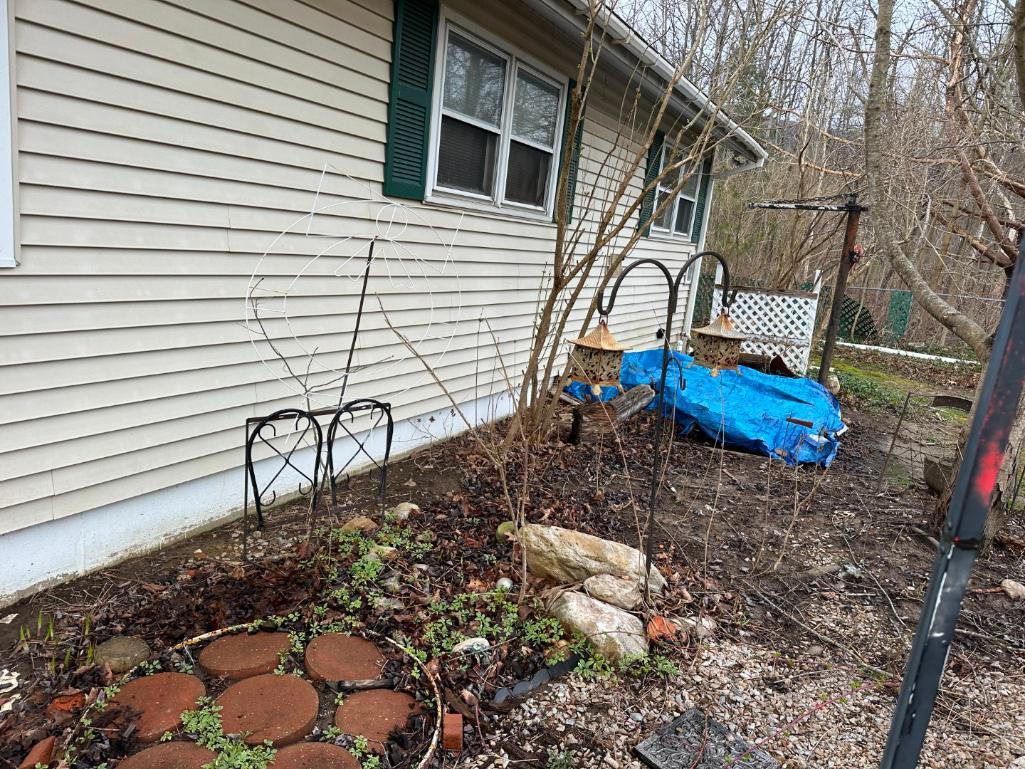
xmin=0 ymin=0 xmax=700 ymax=540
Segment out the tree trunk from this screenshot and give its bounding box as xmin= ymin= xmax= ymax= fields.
xmin=867 ymin=0 xmax=1025 ymax=546
xmin=863 ymin=0 xmax=992 ymax=361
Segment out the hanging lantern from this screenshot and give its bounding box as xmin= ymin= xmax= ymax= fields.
xmin=689 ymin=311 xmax=747 ymax=375
xmin=568 ymin=319 xmax=629 ymax=395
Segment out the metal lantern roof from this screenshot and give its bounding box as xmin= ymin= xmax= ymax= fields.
xmin=690 ymin=311 xmax=748 ymax=375
xmin=568 ymin=319 xmax=629 ymax=393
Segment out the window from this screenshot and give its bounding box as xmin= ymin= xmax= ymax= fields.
xmin=651 ymin=143 xmax=700 ymax=238
xmin=430 ymin=23 xmax=565 ymax=214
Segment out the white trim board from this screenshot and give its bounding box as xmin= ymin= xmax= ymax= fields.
xmin=0 ymin=0 xmax=15 ymax=268
xmin=0 ymin=390 xmax=515 ymax=607
xmin=835 ymin=341 xmax=980 ymax=367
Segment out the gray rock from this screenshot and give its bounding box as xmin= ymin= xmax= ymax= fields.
xmin=372 ymin=596 xmax=404 ymax=612
xmin=583 ymin=574 xmax=643 ymax=610
xmin=550 ymin=592 xmax=647 ymax=662
xmin=451 ymin=637 xmax=490 ymax=656
xmin=384 ymin=502 xmax=419 ymax=522
xmin=519 ymin=524 xmax=666 ymax=591
xmin=94 ymin=635 xmax=150 ymax=673
xmin=676 ymin=616 xmax=717 ymax=640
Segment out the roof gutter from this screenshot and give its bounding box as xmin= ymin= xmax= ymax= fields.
xmin=527 ymin=0 xmax=767 ymax=170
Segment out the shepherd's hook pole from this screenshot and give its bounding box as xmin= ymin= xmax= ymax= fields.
xmin=597 ymin=252 xmax=734 ymax=612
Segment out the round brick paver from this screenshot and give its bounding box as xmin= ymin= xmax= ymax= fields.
xmin=216 ymin=674 xmax=318 ymax=747
xmin=270 ymin=743 xmax=361 ymax=769
xmin=117 ymin=742 xmax=217 ymax=769
xmin=334 ymin=689 xmax=418 ymax=747
xmin=113 ymin=672 xmax=206 ymax=743
xmin=198 ymin=631 xmax=291 ymax=680
xmin=304 ymin=634 xmax=385 ymax=682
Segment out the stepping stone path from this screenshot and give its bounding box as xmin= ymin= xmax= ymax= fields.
xmin=334 ymin=689 xmax=418 ymax=749
xmin=117 ymin=742 xmax=217 ymax=769
xmin=216 ymin=673 xmax=319 ymax=747
xmin=113 ymin=672 xmax=206 ymax=742
xmin=305 ymin=633 xmax=385 ymax=681
xmin=111 ymin=631 xmax=424 ymax=766
xmin=271 ymin=743 xmax=361 ymax=769
xmin=198 ymin=631 xmax=291 ymax=679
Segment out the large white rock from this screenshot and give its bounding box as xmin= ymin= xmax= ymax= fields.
xmin=1001 ymin=579 xmax=1025 ymax=600
xmin=550 ymin=592 xmax=648 ymax=661
xmin=583 ymin=574 xmax=643 ymax=610
xmin=519 ymin=524 xmax=666 ymax=591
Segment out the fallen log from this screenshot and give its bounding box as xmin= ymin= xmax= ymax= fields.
xmin=568 ymin=385 xmax=655 ymax=444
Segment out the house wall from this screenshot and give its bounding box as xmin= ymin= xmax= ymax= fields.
xmin=0 ymin=0 xmax=703 ymax=604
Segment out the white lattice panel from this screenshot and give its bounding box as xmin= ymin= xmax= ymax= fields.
xmin=711 ymin=286 xmax=819 ymax=374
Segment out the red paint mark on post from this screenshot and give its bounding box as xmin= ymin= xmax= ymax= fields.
xmin=972 ymin=439 xmax=1004 ymax=502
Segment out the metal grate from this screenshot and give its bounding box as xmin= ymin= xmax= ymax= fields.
xmin=635 ymin=708 xmax=779 ymax=769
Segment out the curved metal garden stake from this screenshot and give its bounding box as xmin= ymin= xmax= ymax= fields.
xmin=243 ymin=408 xmax=324 ymax=560
xmin=596 ymin=251 xmax=735 ymax=609
xmin=327 ymin=398 xmax=394 ymax=512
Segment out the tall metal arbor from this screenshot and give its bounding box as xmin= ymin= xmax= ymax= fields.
xmin=747 ymin=194 xmax=865 ymax=386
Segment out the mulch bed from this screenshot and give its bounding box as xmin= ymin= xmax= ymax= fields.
xmin=2 ymin=363 xmax=1023 ymax=767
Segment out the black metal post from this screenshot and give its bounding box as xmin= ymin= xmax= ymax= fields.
xmin=597 ymin=251 xmax=735 ymax=606
xmin=337 ymin=239 xmax=376 ymax=407
xmin=818 ymin=194 xmax=863 ymax=385
xmin=880 ymin=237 xmax=1025 ymax=768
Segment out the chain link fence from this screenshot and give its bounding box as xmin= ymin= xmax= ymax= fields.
xmin=838 ymin=286 xmax=1003 ymax=360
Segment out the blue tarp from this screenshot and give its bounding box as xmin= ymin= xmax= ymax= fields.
xmin=566 ymin=348 xmax=846 ymax=466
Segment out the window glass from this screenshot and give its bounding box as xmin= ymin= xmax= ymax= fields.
xmin=443 ymin=33 xmax=506 ymax=126
xmin=437 ymin=116 xmax=498 ymax=195
xmin=433 ymin=24 xmax=566 ymax=213
xmin=681 ymin=167 xmax=700 ymax=198
xmin=674 ymin=197 xmax=695 ymax=234
xmin=505 ymin=141 xmax=551 ymax=206
xmin=512 ymin=69 xmax=560 ymax=147
xmin=653 ymin=141 xmax=701 ymax=236
xmin=653 ymin=190 xmax=673 ymax=230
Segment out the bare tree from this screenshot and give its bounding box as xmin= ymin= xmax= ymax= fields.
xmin=507 ymin=0 xmax=788 ymax=442
xmin=866 ymin=0 xmax=1025 ymax=541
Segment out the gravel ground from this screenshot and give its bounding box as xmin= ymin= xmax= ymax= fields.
xmin=457 ymin=636 xmax=1025 ymax=769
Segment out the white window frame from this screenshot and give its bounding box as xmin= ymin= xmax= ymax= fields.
xmin=0 ymin=0 xmax=15 ymax=269
xmin=425 ymin=10 xmax=567 ymax=220
xmin=650 ymin=142 xmax=700 ymax=240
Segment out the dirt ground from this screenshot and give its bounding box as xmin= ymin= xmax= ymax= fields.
xmin=2 ymin=349 xmax=1023 ymax=768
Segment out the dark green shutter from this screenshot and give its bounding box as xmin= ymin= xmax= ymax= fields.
xmin=637 ymin=130 xmax=665 ymax=235
xmin=690 ymin=153 xmax=715 ymax=243
xmin=555 ymin=80 xmax=585 ymax=223
xmin=383 ymin=0 xmax=438 ymax=199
